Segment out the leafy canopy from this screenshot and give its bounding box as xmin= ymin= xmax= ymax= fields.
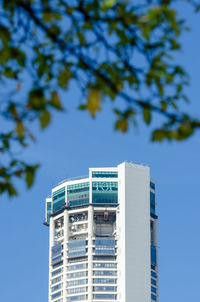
xmin=0 ymin=0 xmax=199 ymax=195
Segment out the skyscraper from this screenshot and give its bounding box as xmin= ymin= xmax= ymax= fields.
xmin=44 ymin=162 xmax=158 ymax=302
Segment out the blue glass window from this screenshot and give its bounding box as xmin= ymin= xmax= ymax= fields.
xmin=68 ymin=271 xmax=87 ymax=279
xmin=52 ymin=261 xmax=63 ymax=269
xmin=92 ymin=182 xmax=118 ymax=204
xmin=68 ymin=263 xmax=87 ymax=271
xmin=68 ymin=295 xmax=86 ymax=301
xmin=151 ymin=286 xmax=157 ymax=294
xmin=52 ymin=268 xmax=62 ymax=277
xmin=93 ymin=278 xmax=116 ymax=284
xmin=52 ymin=187 xmax=65 ymax=213
xmin=151 ymin=245 xmax=157 ymax=266
xmin=95 ymin=237 xmax=115 ymax=255
xmin=52 ymin=244 xmax=62 ymax=264
xmin=150 ymin=182 xmax=155 ymax=190
xmin=68 ymin=287 xmax=86 ymax=294
xmin=150 ymin=192 xmax=156 ymax=215
xmin=52 ymin=276 xmax=62 ymax=285
xmin=93 ymin=294 xmax=116 ymax=300
xmin=92 ymin=171 xmax=118 ymax=178
xmin=68 ymin=239 xmax=87 ymax=258
xmin=67 ymin=183 xmax=89 ymax=207
xmin=151 ymin=294 xmax=157 ymax=301
xmin=93 ymin=286 xmax=117 ymax=292
xmin=51 ymin=291 xmax=61 ymax=300
xmin=93 ymin=271 xmax=116 ymax=276
xmin=68 ymin=279 xmax=87 ymax=287
xmin=46 ymin=201 xmax=51 ymax=224
xmin=151 ymin=279 xmax=156 ymax=286
xmin=93 ymin=263 xmax=117 ymax=269
xmin=51 ymin=283 xmax=62 ymax=292
xmin=151 ymin=271 xmax=157 ymax=278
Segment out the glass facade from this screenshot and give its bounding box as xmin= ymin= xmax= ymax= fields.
xmin=68 ymin=287 xmax=87 ymax=294
xmin=68 ymin=279 xmax=87 ymax=287
xmin=68 ymin=239 xmax=87 ymax=258
xmin=67 ymin=183 xmax=89 ymax=207
xmin=150 ymin=192 xmax=155 ymax=215
xmin=150 ymin=182 xmax=155 ymax=190
xmin=93 ymin=294 xmax=116 ymax=300
xmin=46 ymin=201 xmax=51 ymax=224
xmin=92 ymin=171 xmax=118 ymax=178
xmin=93 ymin=263 xmax=117 ymax=269
xmin=151 ymin=294 xmax=157 ymax=301
xmin=93 ymin=286 xmax=117 ymax=292
xmin=93 ymin=278 xmax=117 ymax=284
xmin=52 ymin=187 xmax=65 ymax=213
xmin=68 ymin=294 xmax=87 ymax=302
xmin=94 ymin=237 xmax=115 ymax=255
xmin=68 ymin=271 xmax=87 ymax=279
xmin=52 ymin=268 xmax=62 ymax=277
xmin=151 ymin=245 xmax=157 ymax=266
xmin=68 ymin=263 xmax=87 ymax=271
xmin=52 ymin=244 xmax=62 ymax=265
xmin=92 ymin=182 xmax=118 ymax=204
xmin=93 ymin=271 xmax=117 ymax=276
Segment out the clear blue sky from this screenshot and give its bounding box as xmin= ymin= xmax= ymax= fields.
xmin=0 ymin=3 xmax=200 ymax=302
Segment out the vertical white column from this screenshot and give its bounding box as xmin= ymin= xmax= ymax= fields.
xmin=88 ymin=206 xmax=93 ymax=302
xmin=63 ymin=210 xmax=69 ymax=302
xmin=49 ymin=217 xmax=55 ymax=302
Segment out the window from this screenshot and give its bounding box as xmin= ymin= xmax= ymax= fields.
xmin=93 ymin=294 xmax=116 ymax=300
xmin=68 ymin=287 xmax=87 ymax=294
xmin=68 ymin=239 xmax=87 ymax=258
xmin=68 ymin=279 xmax=87 ymax=287
xmin=67 ymin=183 xmax=89 ymax=208
xmin=68 ymin=263 xmax=87 ymax=271
xmin=92 ymin=172 xmax=118 ymax=178
xmin=52 ymin=276 xmax=62 ymax=285
xmin=93 ymin=278 xmax=116 ymax=284
xmin=52 ymin=261 xmax=63 ymax=269
xmin=52 ymin=187 xmax=65 ymax=213
xmin=151 ymin=271 xmax=157 ymax=278
xmin=52 ymin=268 xmax=62 ymax=277
xmin=93 ymin=271 xmax=116 ymax=276
xmin=151 ymin=294 xmax=157 ymax=301
xmin=93 ymin=263 xmax=117 ymax=269
xmin=68 ymin=295 xmax=87 ymax=302
xmin=151 ymin=279 xmax=156 ymax=286
xmin=151 ymin=246 xmax=157 ymax=266
xmin=51 ymin=291 xmax=62 ymax=300
xmin=68 ymin=271 xmax=87 ymax=279
xmin=150 ymin=182 xmax=155 ymax=190
xmin=151 ymin=286 xmax=156 ymax=294
xmin=93 ymin=286 xmax=117 ymax=292
xmin=92 ymin=182 xmax=118 ymax=204
xmin=51 ymin=283 xmax=62 ymax=292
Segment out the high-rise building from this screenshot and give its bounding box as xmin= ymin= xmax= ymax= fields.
xmin=44 ymin=162 xmax=158 ymax=302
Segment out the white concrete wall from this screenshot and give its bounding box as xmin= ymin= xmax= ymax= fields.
xmin=118 ymin=162 xmax=151 ymax=302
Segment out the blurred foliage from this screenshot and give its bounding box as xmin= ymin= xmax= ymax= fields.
xmin=0 ymin=0 xmax=199 ymax=195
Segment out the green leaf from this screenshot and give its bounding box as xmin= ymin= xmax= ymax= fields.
xmin=7 ymin=183 xmax=17 ymax=196
xmin=115 ymin=119 xmax=128 ymax=133
xmin=143 ymin=107 xmax=151 ymax=124
xmin=25 ymin=165 xmax=39 ymax=188
xmin=58 ymin=66 xmax=72 ymax=89
xmin=39 ymin=109 xmax=51 ymax=129
xmin=16 ymin=121 xmax=24 ymax=137
xmin=50 ymin=91 xmax=62 ymax=110
xmin=87 ymin=90 xmax=101 ymax=117
xmin=152 ymin=129 xmax=166 ymax=141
